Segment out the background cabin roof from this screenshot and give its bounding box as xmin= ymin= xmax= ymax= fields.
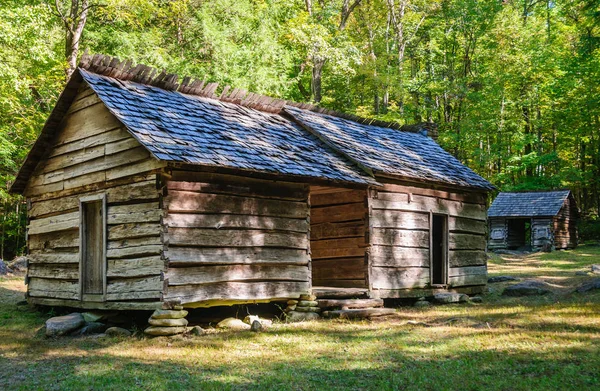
xmin=487 ymin=190 xmax=572 ymax=217
xmin=10 ymin=54 xmax=494 ymax=194
xmin=285 ymin=107 xmax=494 ymax=190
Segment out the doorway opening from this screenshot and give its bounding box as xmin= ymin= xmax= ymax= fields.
xmin=80 ymin=195 xmax=106 ymax=301
xmin=506 ymin=218 xmax=531 ymax=250
xmin=431 ymin=214 xmax=447 ymax=286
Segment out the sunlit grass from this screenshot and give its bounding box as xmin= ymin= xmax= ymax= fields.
xmin=1 ymin=246 xmax=599 ymax=390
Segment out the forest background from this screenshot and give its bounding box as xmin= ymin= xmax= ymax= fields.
xmin=0 ymin=0 xmax=599 ymax=259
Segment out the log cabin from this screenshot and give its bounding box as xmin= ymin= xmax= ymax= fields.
xmin=487 ymin=191 xmax=579 ymax=251
xmin=10 ymin=54 xmax=494 ymax=311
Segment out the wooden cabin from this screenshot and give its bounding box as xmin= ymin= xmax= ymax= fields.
xmin=487 ymin=191 xmax=579 ymax=251
xmin=10 ymin=54 xmax=494 ymax=311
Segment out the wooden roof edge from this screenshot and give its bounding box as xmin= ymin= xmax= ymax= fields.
xmin=78 ymin=53 xmax=437 ymax=135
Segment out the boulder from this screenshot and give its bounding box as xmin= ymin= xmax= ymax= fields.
xmin=72 ymin=322 xmax=106 ymax=336
xmin=81 ymin=311 xmax=114 ymax=323
xmin=105 ymin=327 xmax=132 ymax=337
xmin=190 ymin=326 xmax=205 ymax=336
xmin=250 ymin=320 xmax=262 ymax=332
xmin=502 ymin=280 xmax=552 ymax=296
xmin=144 ymin=326 xmax=187 ymax=336
xmin=470 ymin=296 xmax=483 ymax=303
xmin=46 ymin=313 xmax=85 ymax=337
xmin=0 ymin=260 xmax=9 ymax=275
xmin=216 ymin=317 xmax=250 ymax=330
xmin=299 ymin=294 xmax=317 ymax=301
xmin=7 ymin=256 xmax=27 ymax=272
xmin=576 ymin=278 xmax=600 ymax=293
xmin=287 ymin=300 xmax=299 ymax=305
xmin=575 ymin=271 xmax=591 ymax=276
xmin=413 ymin=300 xmax=431 ymax=308
xmin=285 ymin=305 xmax=297 ymax=312
xmin=286 ymin=311 xmax=320 ymax=322
xmin=148 ymin=317 xmax=188 ymax=327
xmin=592 ymin=265 xmax=600 ymax=274
xmin=151 ymin=309 xmax=188 ymax=320
xmin=173 ymin=305 xmax=184 ymax=310
xmin=294 ymin=306 xmax=321 ymax=313
xmin=433 ymin=293 xmax=469 ymax=304
xmin=488 ymin=276 xmax=520 ymax=283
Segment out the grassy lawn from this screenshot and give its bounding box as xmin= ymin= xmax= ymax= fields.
xmin=1 ymin=246 xmax=600 ymax=390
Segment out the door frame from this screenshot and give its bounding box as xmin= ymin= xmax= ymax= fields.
xmin=429 ymin=211 xmax=449 ymax=287
xmin=79 ymin=193 xmax=107 ymax=302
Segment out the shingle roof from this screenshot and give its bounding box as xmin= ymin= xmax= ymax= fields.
xmin=81 ymin=70 xmax=376 ymax=187
xmin=284 ymin=106 xmax=494 ymax=190
xmin=487 ymin=191 xmax=571 ymax=217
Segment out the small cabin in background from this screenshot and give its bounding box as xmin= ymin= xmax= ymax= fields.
xmin=487 ymin=191 xmax=579 ymax=251
xmin=10 ymin=54 xmax=494 ymax=311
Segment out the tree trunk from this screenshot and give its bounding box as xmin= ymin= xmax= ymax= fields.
xmin=55 ymin=0 xmax=90 ymax=80
xmin=311 ymin=58 xmax=325 ymax=103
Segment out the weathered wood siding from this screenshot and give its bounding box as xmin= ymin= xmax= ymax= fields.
xmin=25 ymin=85 xmax=166 ymax=310
xmin=488 ymin=217 xmax=507 ymax=250
xmin=368 ymin=182 xmax=487 ymax=298
xmin=163 ymin=172 xmax=311 ymax=306
xmin=309 ymin=186 xmax=368 ymax=288
xmin=553 ymin=195 xmax=578 ymax=249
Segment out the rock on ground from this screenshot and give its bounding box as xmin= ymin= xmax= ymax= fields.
xmin=216 ymin=317 xmax=250 ymax=330
xmin=576 ymin=278 xmax=600 ymax=293
xmin=144 ymin=326 xmax=187 ymax=336
xmin=488 ymin=276 xmax=520 ymax=283
xmin=105 ymin=327 xmax=132 ymax=337
xmin=414 ymin=300 xmax=431 ymax=308
xmin=0 ymin=260 xmax=9 ymax=275
xmin=286 ymin=311 xmax=320 ymax=322
xmin=72 ymin=322 xmax=106 ymax=336
xmin=190 ymin=326 xmax=205 ymax=336
xmin=250 ymin=320 xmax=263 ymax=332
xmin=502 ymin=280 xmax=553 ymax=296
xmin=470 ymin=296 xmax=483 ymax=303
xmin=46 ymin=313 xmax=85 ymax=337
xmin=151 ymin=309 xmax=188 ymax=319
xmin=433 ymin=293 xmax=469 ymax=304
xmin=592 ymin=265 xmax=600 ymax=274
xmin=7 ymin=256 xmax=27 ymax=272
xmin=148 ymin=317 xmax=189 ymax=327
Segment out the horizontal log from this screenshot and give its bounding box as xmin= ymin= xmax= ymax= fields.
xmin=105 ymin=137 xmax=141 ymax=155
xmin=49 ymin=127 xmax=131 ymax=158
xmin=104 ymin=158 xmax=166 ymax=182
xmin=107 ymin=202 xmax=161 ymax=224
xmin=107 ymin=256 xmax=164 ymax=278
xmin=371 ymin=285 xmax=484 ymax=299
xmin=371 ymin=228 xmax=429 ymax=247
xmin=448 ymin=217 xmax=486 ymax=234
xmin=310 ymin=190 xmax=365 ymax=207
xmin=29 ymin=230 xmax=79 ymax=250
xmin=449 ymin=233 xmax=486 ymax=250
xmin=55 ymin=102 xmax=123 ymax=145
xmin=379 ymin=183 xmax=486 ymax=204
xmin=370 ymin=245 xmax=430 ymax=267
xmin=167 ymin=228 xmax=308 ymax=249
xmin=61 ymin=147 xmax=149 ymax=182
xmin=317 ymin=299 xmax=384 ymax=309
xmin=448 ymin=274 xmax=487 ymax=287
xmin=28 ymin=297 xmax=163 ymax=310
xmin=108 ymin=236 xmax=161 ymax=249
xmin=371 ymin=193 xmax=486 ymax=221
xmin=370 ymin=267 xmax=430 ymax=290
xmin=43 ymin=144 xmax=105 ymax=174
xmin=28 ymin=212 xmax=79 ymax=235
xmin=310 ymin=202 xmax=365 ymax=224
xmin=168 ymin=172 xmax=308 ymax=201
xmin=164 ymin=281 xmax=310 ymax=304
xmin=66 ymin=89 xmax=102 ymax=114
xmin=312 ymin=257 xmax=366 ymax=280
xmin=166 ymin=190 xmax=308 ymax=218
xmin=28 ymin=278 xmax=79 ymax=300
xmin=166 ymin=264 xmax=309 ymax=286
xmin=310 ymin=237 xmax=366 ymax=251
xmin=370 ymin=210 xmax=429 ymax=229
xmin=107 ymin=275 xmax=162 ymax=296
xmin=108 ymin=223 xmax=162 ymax=240
xmin=165 ymin=247 xmax=309 ymax=266
xmin=165 ymin=213 xmax=308 ymax=232
xmin=28 ymin=264 xmax=79 ymax=280
xmin=311 ymin=246 xmax=366 ymax=260
xmin=28 ymin=251 xmax=79 ymax=264
xmin=311 ymin=221 xmax=365 ymax=240
xmin=448 ymin=250 xmax=487 ymax=267
xmin=106 ymin=245 xmax=163 ymax=259
xmin=448 ymin=265 xmax=487 ymax=277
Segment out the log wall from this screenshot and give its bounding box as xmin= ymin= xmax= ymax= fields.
xmin=25 ymin=85 xmax=166 ymax=310
xmin=309 ymin=186 xmax=368 ymax=288
xmin=368 ymin=182 xmax=487 ymax=298
xmin=487 ymin=218 xmax=507 ymax=250
xmin=163 ymin=171 xmax=311 ymax=307
xmin=553 ymin=196 xmax=578 ymax=249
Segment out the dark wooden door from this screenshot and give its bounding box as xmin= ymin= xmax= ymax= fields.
xmin=431 ymin=214 xmax=447 ymax=286
xmin=82 ymin=200 xmax=105 ymax=299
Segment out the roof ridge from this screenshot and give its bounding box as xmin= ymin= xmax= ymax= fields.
xmin=78 ymin=52 xmax=437 ymax=137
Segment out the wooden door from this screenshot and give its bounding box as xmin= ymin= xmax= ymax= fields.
xmin=80 ymin=197 xmax=106 ymax=301
xmin=430 ymin=214 xmax=448 ymax=286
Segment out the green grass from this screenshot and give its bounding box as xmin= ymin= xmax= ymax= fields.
xmin=1 ymin=246 xmax=600 ymax=390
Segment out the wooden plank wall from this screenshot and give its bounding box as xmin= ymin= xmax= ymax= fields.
xmin=163 ymin=172 xmax=311 ymax=306
xmin=553 ymin=196 xmax=578 ymax=249
xmin=368 ymin=182 xmax=488 ymax=297
xmin=309 ymin=186 xmax=368 ymax=288
xmin=25 ymin=85 xmax=166 ymax=310
xmin=487 ymin=218 xmax=507 ymax=250
xmin=532 ymin=218 xmax=553 ymax=248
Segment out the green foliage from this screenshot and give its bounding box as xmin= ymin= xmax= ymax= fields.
xmin=1 ymin=0 xmax=600 ymax=259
